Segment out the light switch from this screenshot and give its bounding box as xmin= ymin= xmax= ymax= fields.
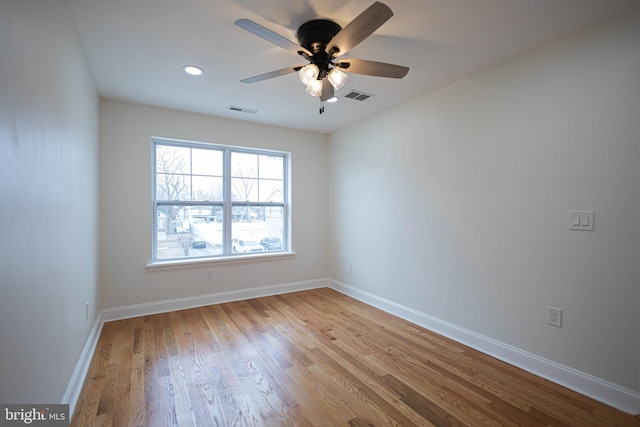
xmin=569 ymin=211 xmax=594 ymax=231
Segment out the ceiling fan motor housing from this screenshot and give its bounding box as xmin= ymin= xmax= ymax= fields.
xmin=296 ymin=19 xmax=341 ymax=53
xmin=297 ymin=19 xmax=342 ymax=77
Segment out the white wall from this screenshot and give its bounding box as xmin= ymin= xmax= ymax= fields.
xmin=328 ymin=6 xmax=640 ymax=394
xmin=99 ymin=99 xmax=328 ymax=309
xmin=0 ymin=0 xmax=99 ymax=403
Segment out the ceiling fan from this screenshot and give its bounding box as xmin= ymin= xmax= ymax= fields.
xmin=235 ymin=1 xmax=409 ymax=113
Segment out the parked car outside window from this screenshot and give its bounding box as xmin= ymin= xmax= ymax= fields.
xmin=189 ymin=237 xmax=206 ymax=249
xmin=260 ymin=237 xmax=283 ymax=251
xmin=232 ymin=239 xmax=264 ymax=253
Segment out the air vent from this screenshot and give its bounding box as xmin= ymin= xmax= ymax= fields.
xmin=344 ymin=90 xmax=373 ymax=101
xmin=227 ymin=105 xmax=258 ymax=114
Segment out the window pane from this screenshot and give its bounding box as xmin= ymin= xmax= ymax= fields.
xmin=231 ymin=205 xmax=285 ymax=253
xmin=232 ymin=152 xmax=258 ymax=178
xmin=156 ymin=204 xmax=223 ymax=260
xmin=262 ymin=206 xmax=285 ymax=251
xmin=259 ymin=179 xmax=284 ymax=202
xmin=231 ymin=177 xmax=258 ymax=201
xmin=259 ymin=155 xmax=283 ymax=180
xmin=156 ymin=145 xmax=190 ymax=175
xmin=156 ymin=145 xmax=191 ymax=200
xmin=192 ymin=148 xmax=223 ymax=176
xmin=192 ymin=176 xmax=223 ymax=201
xmin=156 ymin=173 xmax=190 ymax=201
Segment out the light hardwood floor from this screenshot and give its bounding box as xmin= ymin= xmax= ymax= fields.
xmin=71 ymin=288 xmax=639 ymax=426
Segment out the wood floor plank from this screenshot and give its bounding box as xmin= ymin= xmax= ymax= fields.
xmin=71 ymin=288 xmax=640 ymax=426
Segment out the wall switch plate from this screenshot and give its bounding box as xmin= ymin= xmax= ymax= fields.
xmin=205 ymin=270 xmax=213 ymax=280
xmin=547 ymin=306 xmax=562 ymax=327
xmin=569 ymin=211 xmax=594 ymax=231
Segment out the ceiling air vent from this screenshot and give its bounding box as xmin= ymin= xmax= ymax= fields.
xmin=227 ymin=105 xmax=258 ymax=114
xmin=344 ymin=90 xmax=373 ymax=101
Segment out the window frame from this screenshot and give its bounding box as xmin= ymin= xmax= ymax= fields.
xmin=151 ymin=137 xmax=290 ymax=265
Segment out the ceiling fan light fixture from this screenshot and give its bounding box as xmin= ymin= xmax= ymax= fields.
xmin=299 ymin=64 xmax=320 ymax=85
xmin=326 ymin=96 xmax=339 ymax=103
xmin=327 ymin=68 xmax=348 ymax=90
xmin=305 ymin=79 xmax=323 ymax=97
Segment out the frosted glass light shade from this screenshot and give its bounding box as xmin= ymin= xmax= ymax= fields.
xmin=299 ymin=64 xmax=320 ymax=85
xmin=305 ymin=79 xmax=323 ymax=97
xmin=327 ymin=68 xmax=347 ymax=90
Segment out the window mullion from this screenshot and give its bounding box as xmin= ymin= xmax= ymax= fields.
xmin=223 ymin=148 xmax=232 ymax=254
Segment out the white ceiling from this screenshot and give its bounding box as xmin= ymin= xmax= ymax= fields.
xmin=66 ymin=0 xmax=637 ymax=134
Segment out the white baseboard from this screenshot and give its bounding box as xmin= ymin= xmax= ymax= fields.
xmin=328 ymin=279 xmax=640 ymax=415
xmin=62 ymin=310 xmax=104 ymax=417
xmin=101 ymin=278 xmax=327 ymax=322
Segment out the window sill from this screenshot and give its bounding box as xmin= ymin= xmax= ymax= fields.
xmin=146 ymin=251 xmax=296 ymax=271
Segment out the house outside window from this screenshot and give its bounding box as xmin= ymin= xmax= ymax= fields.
xmin=152 ymin=138 xmax=289 ymax=262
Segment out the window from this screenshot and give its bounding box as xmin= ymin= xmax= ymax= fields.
xmin=152 ymin=138 xmax=289 ymax=262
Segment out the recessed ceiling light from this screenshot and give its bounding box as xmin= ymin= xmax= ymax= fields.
xmin=183 ymin=65 xmax=203 ymax=76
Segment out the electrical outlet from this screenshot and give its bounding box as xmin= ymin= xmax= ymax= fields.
xmin=347 ymin=263 xmax=352 ymax=274
xmin=205 ymin=269 xmax=213 ymax=280
xmin=547 ymin=306 xmax=562 ymax=327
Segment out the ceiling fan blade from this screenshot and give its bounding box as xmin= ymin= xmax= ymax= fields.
xmin=235 ymin=19 xmax=310 ymax=56
xmin=337 ymin=59 xmax=409 ymax=78
xmin=320 ymin=79 xmax=335 ymax=102
xmin=328 ymin=2 xmax=393 ymax=57
xmin=240 ymin=65 xmax=303 ymax=83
